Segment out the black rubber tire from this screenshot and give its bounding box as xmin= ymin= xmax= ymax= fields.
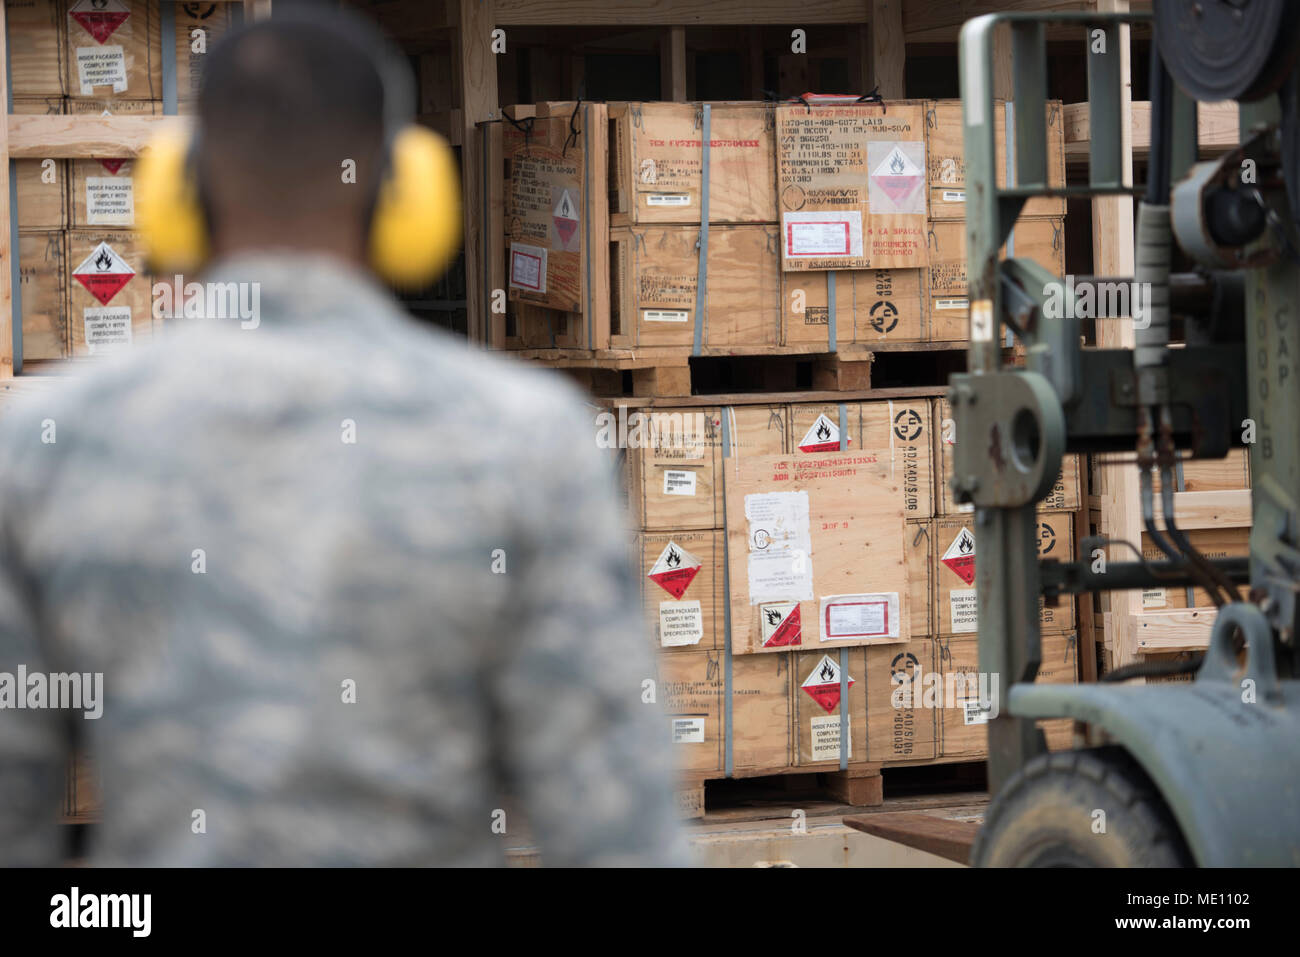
xmin=972 ymin=747 xmax=1194 ymax=867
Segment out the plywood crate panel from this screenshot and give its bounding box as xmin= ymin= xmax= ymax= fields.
xmin=638 ymin=529 xmax=724 ymax=654
xmin=608 ymin=101 xmax=776 ymax=226
xmin=1142 ymin=449 xmax=1251 ymax=495
xmin=175 ymin=1 xmax=236 ymax=113
xmin=776 ymin=101 xmax=928 ymax=271
xmin=12 ymin=96 xmax=68 ymax=230
xmin=725 ymin=450 xmax=909 ymax=655
xmin=937 ymin=629 xmax=1078 ymax=757
xmin=1139 ymin=526 xmax=1250 ymax=610
xmin=934 ymin=396 xmax=1082 ymax=514
xmin=63 ymin=0 xmax=162 ymax=101
xmin=780 ymin=267 xmax=927 ymax=347
xmin=8 ymin=0 xmax=67 ymax=95
xmin=907 ymin=519 xmax=935 ymax=638
xmin=791 ymin=648 xmax=867 ymax=767
xmin=505 ymin=102 xmax=609 ymax=328
xmin=865 ymin=636 xmax=938 ymax=763
xmin=624 ymin=404 xmax=788 ymax=531
xmin=789 ymin=398 xmax=934 ymax=517
xmin=65 ymin=96 xmax=161 ymax=116
xmin=658 ymin=649 xmax=793 ymax=774
xmin=925 ymin=98 xmax=1066 ymax=220
xmin=19 ymin=230 xmax=69 ymax=361
xmin=608 ymin=224 xmax=781 ymax=350
xmin=66 ymin=228 xmax=155 ymax=356
xmin=935 ymin=510 xmax=1076 ymax=636
xmin=927 ymin=217 xmax=1065 ymax=342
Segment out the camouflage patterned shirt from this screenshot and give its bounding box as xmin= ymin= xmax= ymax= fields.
xmin=0 ymin=253 xmax=686 ymax=866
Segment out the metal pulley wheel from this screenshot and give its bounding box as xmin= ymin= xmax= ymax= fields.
xmin=1153 ymin=0 xmax=1300 ymax=102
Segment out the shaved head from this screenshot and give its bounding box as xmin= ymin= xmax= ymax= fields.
xmin=196 ymin=10 xmax=395 ymax=264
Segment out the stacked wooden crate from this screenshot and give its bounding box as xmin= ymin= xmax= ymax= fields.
xmin=7 ymin=0 xmax=237 ymax=364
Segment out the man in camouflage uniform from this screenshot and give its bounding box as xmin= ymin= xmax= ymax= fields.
xmin=0 ymin=14 xmax=684 ymax=866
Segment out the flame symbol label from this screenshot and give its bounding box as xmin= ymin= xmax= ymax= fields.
xmin=666 ymin=547 xmax=681 ymax=568
xmin=816 ymin=421 xmax=831 ymax=440
xmin=765 ymin=608 xmax=782 ymax=626
xmin=889 ymin=151 xmax=905 ymax=175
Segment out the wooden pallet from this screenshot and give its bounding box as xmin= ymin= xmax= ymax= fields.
xmin=675 ymin=764 xmax=885 ymax=819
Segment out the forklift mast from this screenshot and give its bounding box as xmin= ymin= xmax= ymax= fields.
xmin=955 ymin=1 xmax=1300 ymax=866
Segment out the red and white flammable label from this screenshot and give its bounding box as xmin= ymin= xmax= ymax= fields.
xmin=73 ymin=241 xmax=134 ymax=306
xmin=942 ymin=526 xmax=976 ymax=585
xmin=70 ymin=0 xmax=131 ymax=44
xmin=98 ymin=159 xmax=125 ymax=174
xmin=647 ymin=541 xmax=702 ymax=600
xmin=760 ymin=601 xmax=801 ymax=648
xmin=870 ymin=145 xmax=923 ymax=208
xmin=553 ymin=189 xmax=579 ymax=251
xmin=802 ymin=654 xmax=853 ymax=713
xmin=798 ymin=413 xmax=842 ymax=453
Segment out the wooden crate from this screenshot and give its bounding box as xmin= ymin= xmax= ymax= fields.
xmin=926 ymin=216 xmax=1065 ymax=342
xmin=18 ymin=229 xmax=68 ymax=361
xmin=907 ymin=518 xmax=935 ymax=638
xmin=935 ymin=510 xmax=1076 ymax=636
xmin=937 ymin=629 xmax=1077 ymax=758
xmin=658 ymin=649 xmax=792 ymax=774
xmin=789 ymin=398 xmax=935 ymax=518
xmin=175 ymin=0 xmax=236 ymax=113
xmin=1139 ymin=526 xmax=1250 ymax=610
xmin=791 ymin=647 xmax=867 ymax=766
xmin=776 ymin=101 xmax=928 ymax=271
xmin=934 ymin=396 xmax=1082 ymax=514
xmin=724 ymin=450 xmax=909 ymax=655
xmin=12 ymin=96 xmax=68 ymax=230
xmin=624 ymin=404 xmax=786 ymax=531
xmin=638 ymin=528 xmax=725 ymax=654
xmin=865 ymin=636 xmax=939 ymax=762
xmin=8 ymin=0 xmax=67 ymax=95
xmin=925 ymin=98 xmax=1066 ymax=220
xmin=608 ymin=101 xmax=776 ymax=226
xmin=780 ymin=267 xmax=927 ymax=347
xmin=63 ymin=0 xmax=162 ymax=102
xmin=608 ymin=224 xmax=781 ymax=350
xmin=65 ymin=228 xmax=155 ymax=356
xmin=504 ymin=101 xmax=609 ymax=335
xmin=1145 ymin=449 xmax=1251 ymax=495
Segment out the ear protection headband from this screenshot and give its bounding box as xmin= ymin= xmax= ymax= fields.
xmin=134 ymin=14 xmax=461 ymax=288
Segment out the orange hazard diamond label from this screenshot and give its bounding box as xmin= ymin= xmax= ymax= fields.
xmin=72 ymin=241 xmax=134 ymax=305
xmin=760 ymin=601 xmax=801 ymax=648
xmin=802 ymin=654 xmax=853 ymax=713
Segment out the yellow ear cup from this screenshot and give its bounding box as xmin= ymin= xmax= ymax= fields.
xmin=134 ymin=127 xmax=209 ymax=274
xmin=368 ymin=125 xmax=462 ymax=288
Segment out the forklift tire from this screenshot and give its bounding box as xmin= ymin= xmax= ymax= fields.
xmin=972 ymin=747 xmax=1194 ymax=867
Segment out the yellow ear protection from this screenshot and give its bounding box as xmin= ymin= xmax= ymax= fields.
xmin=135 ymin=15 xmax=461 ymax=287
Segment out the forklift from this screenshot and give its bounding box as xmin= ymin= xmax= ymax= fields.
xmin=951 ymin=0 xmax=1300 ymax=866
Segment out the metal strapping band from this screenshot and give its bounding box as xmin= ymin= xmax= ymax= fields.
xmin=692 ymin=105 xmax=711 ymax=356
xmin=161 ymin=2 xmax=178 ymax=115
xmin=721 ymin=405 xmax=735 ymax=776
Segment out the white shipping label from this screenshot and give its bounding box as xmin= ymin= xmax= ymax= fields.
xmin=935 ymin=297 xmax=969 ymax=310
xmin=809 ymin=714 xmax=851 ymax=762
xmin=75 ymin=46 xmax=128 ymax=94
xmin=744 ymin=491 xmax=814 ymax=603
xmin=85 ymin=176 xmax=134 ymax=226
xmin=646 ymin=193 xmax=691 ymax=207
xmin=659 ymin=600 xmax=703 ymax=647
xmin=950 ymin=587 xmax=978 ymax=633
xmin=820 ymin=593 xmax=901 ymax=641
xmin=942 ymin=190 xmax=966 ymax=203
xmin=508 ymin=242 xmax=547 ymax=293
xmin=671 ymin=717 xmax=705 ymax=744
xmin=662 ymin=470 xmax=696 ymax=496
xmin=782 ymin=211 xmax=864 ymax=259
xmin=83 ymin=306 xmax=132 ymax=355
xmin=643 ymin=309 xmax=690 ymax=323
xmin=1142 ymin=588 xmax=1168 ymax=608
xmin=963 ymin=699 xmax=992 ymax=725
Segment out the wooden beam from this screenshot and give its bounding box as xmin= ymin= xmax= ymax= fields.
xmin=495 ymin=0 xmax=868 ymax=25
xmin=1063 ymin=100 xmax=1240 ymax=162
xmin=992 ymin=21 xmax=1014 ymax=100
xmin=660 ymin=26 xmax=687 ymax=101
xmin=1171 ymin=489 xmax=1253 ymax=529
xmin=1091 ymin=0 xmax=1140 ymax=670
xmin=843 ymin=812 xmax=978 ymax=865
xmin=0 ymin=0 xmax=11 ymax=379
xmin=454 ymin=0 xmax=499 ymax=347
xmin=747 ymin=26 xmax=766 ymax=99
xmin=1134 ymin=608 xmax=1217 ymax=654
xmin=7 ymin=115 xmax=189 ymax=158
xmin=847 ymin=22 xmax=870 ymax=95
xmin=871 ymin=0 xmax=904 ymax=99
